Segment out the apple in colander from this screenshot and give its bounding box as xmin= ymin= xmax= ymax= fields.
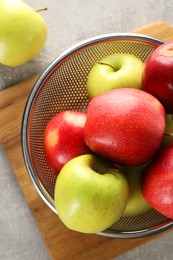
xmin=122 ymin=165 xmax=151 ymax=217
xmin=142 ymin=41 xmax=173 ymax=114
xmin=142 ymin=144 xmax=173 ymax=219
xmin=84 ymin=88 xmax=166 ymax=166
xmin=161 ymin=114 xmax=173 ymax=147
xmin=43 ymin=111 xmax=91 ymax=175
xmin=86 ymin=53 xmax=144 ymax=99
xmin=54 ymin=154 xmax=129 ymax=234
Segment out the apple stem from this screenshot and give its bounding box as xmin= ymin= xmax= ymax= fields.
xmin=35 ymin=8 xmax=48 ymax=13
xmin=164 ymin=132 xmax=173 ymax=137
xmin=97 ymin=62 xmax=116 ymax=71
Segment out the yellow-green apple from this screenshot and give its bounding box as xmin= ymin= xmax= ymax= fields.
xmin=162 ymin=114 xmax=173 ymax=146
xmin=84 ymin=88 xmax=166 ymax=166
xmin=86 ymin=53 xmax=144 ymax=99
xmin=54 ymin=154 xmax=129 ymax=234
xmin=142 ymin=144 xmax=173 ymax=219
xmin=122 ymin=166 xmax=151 ymax=217
xmin=0 ymin=0 xmax=47 ymax=67
xmin=142 ymin=41 xmax=173 ymax=114
xmin=43 ymin=111 xmax=91 ymax=175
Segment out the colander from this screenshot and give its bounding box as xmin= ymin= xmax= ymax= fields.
xmin=22 ymin=33 xmax=173 ymax=238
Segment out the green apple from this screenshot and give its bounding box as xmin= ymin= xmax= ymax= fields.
xmin=0 ymin=0 xmax=47 ymax=67
xmin=122 ymin=166 xmax=151 ymax=217
xmin=86 ymin=53 xmax=144 ymax=99
xmin=161 ymin=114 xmax=173 ymax=147
xmin=54 ymin=154 xmax=129 ymax=234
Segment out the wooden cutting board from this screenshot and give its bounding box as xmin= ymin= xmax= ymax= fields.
xmin=1 ymin=21 xmax=173 ymax=260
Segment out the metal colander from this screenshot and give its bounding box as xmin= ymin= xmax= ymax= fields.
xmin=22 ymin=33 xmax=173 ymax=238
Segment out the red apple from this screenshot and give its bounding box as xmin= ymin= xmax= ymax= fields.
xmin=84 ymin=88 xmax=165 ymax=166
xmin=43 ymin=111 xmax=91 ymax=175
xmin=142 ymin=41 xmax=173 ymax=114
xmin=141 ymin=144 xmax=173 ymax=219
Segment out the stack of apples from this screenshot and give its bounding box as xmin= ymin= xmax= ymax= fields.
xmin=43 ymin=41 xmax=173 ymax=234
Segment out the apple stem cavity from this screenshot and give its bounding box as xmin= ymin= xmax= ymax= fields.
xmin=90 ymin=158 xmax=116 ymax=175
xmin=161 ymin=47 xmax=173 ymax=57
xmin=97 ymin=62 xmax=117 ymax=72
xmin=35 ymin=8 xmax=48 ymax=13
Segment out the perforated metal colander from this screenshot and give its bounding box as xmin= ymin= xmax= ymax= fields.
xmin=22 ymin=33 xmax=173 ymax=238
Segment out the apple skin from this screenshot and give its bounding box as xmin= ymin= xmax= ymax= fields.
xmin=54 ymin=154 xmax=129 ymax=234
xmin=0 ymin=0 xmax=47 ymax=67
xmin=161 ymin=114 xmax=173 ymax=147
xmin=43 ymin=111 xmax=91 ymax=175
xmin=84 ymin=88 xmax=166 ymax=166
xmin=142 ymin=41 xmax=173 ymax=114
xmin=141 ymin=144 xmax=173 ymax=219
xmin=122 ymin=165 xmax=151 ymax=217
xmin=86 ymin=53 xmax=144 ymax=99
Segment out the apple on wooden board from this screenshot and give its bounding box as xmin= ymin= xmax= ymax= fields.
xmin=54 ymin=154 xmax=129 ymax=234
xmin=0 ymin=0 xmax=47 ymax=67
xmin=162 ymin=114 xmax=173 ymax=147
xmin=122 ymin=165 xmax=151 ymax=217
xmin=142 ymin=41 xmax=173 ymax=114
xmin=142 ymin=144 xmax=173 ymax=219
xmin=86 ymin=53 xmax=144 ymax=99
xmin=43 ymin=111 xmax=91 ymax=175
xmin=84 ymin=88 xmax=166 ymax=166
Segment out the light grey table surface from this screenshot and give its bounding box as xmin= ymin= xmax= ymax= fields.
xmin=1 ymin=1 xmax=173 ymax=259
